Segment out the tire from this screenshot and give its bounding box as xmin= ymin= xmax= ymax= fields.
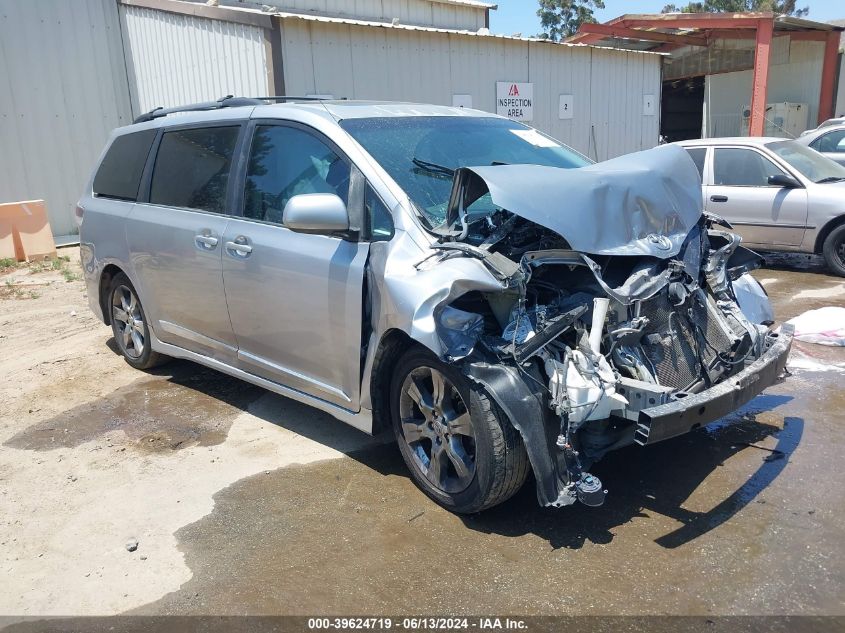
xmin=107 ymin=273 xmax=168 ymax=370
xmin=390 ymin=347 xmax=530 ymax=513
xmin=822 ymin=224 xmax=845 ymax=277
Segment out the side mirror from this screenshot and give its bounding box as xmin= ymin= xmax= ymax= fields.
xmin=768 ymin=174 xmax=801 ymax=188
xmin=282 ymin=193 xmax=349 ymax=233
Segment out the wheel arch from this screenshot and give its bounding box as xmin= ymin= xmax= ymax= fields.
xmin=814 ymin=214 xmax=845 ymax=254
xmin=368 ymin=328 xmax=420 ymax=434
xmin=98 ymin=263 xmax=127 ymax=325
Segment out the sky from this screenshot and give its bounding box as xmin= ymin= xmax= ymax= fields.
xmin=488 ymin=0 xmax=845 ymax=38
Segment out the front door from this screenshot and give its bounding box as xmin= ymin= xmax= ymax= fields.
xmin=126 ymin=124 xmax=242 ymax=361
xmin=705 ymin=146 xmax=808 ymax=247
xmin=222 ymin=122 xmax=368 ymax=410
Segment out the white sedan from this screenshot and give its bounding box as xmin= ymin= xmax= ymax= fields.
xmin=675 ymin=137 xmax=845 ymax=276
xmin=795 ymin=123 xmax=845 ymax=167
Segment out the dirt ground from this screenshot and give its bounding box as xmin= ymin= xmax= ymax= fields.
xmin=1 ymin=248 xmax=844 ymax=619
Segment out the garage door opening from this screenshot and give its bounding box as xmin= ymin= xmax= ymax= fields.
xmin=661 ymin=76 xmax=705 ymax=143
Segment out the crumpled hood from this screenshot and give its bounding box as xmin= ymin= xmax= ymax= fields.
xmin=449 ymin=144 xmax=703 ymax=258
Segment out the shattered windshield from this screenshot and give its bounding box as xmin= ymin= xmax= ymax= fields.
xmin=340 ymin=116 xmax=590 ymax=227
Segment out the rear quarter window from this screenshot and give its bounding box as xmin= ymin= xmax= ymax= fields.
xmin=92 ymin=129 xmax=157 ymax=201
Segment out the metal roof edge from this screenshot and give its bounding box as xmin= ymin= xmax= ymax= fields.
xmin=118 ymin=0 xmax=274 ymax=29
xmin=272 ymin=10 xmax=665 ymax=54
xmin=427 ymin=0 xmax=497 ymax=9
xmin=776 ymin=15 xmax=844 ymax=31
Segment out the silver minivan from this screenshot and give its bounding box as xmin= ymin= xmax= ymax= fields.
xmin=80 ymin=98 xmax=791 ymax=513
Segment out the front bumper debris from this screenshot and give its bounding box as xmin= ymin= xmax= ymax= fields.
xmin=634 ymin=324 xmax=794 ymax=446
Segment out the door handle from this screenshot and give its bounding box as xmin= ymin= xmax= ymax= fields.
xmin=195 ymin=233 xmax=219 ymax=249
xmin=710 ymin=195 xmax=728 ymax=203
xmin=225 ymin=236 xmax=253 ymax=257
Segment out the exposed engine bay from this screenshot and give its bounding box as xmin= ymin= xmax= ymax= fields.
xmin=424 ymin=152 xmax=792 ymax=509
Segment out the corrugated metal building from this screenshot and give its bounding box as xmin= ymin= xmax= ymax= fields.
xmin=120 ymin=4 xmax=271 ymax=115
xmin=1 ymin=0 xmax=662 ymax=238
xmin=0 ymin=0 xmax=134 ymax=238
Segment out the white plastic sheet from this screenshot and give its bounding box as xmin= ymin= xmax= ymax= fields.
xmin=786 ymin=307 xmax=845 ymax=346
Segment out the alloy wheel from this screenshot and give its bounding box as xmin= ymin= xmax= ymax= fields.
xmin=398 ymin=366 xmax=477 ymax=494
xmin=112 ymin=285 xmax=145 ymax=359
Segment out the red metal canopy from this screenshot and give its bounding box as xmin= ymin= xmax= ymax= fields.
xmin=567 ymin=13 xmax=843 ymax=134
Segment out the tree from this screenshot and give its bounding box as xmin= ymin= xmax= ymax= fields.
xmin=537 ymin=0 xmax=606 ymax=41
xmin=661 ymin=0 xmax=809 ymax=16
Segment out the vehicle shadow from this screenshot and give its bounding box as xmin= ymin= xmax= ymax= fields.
xmin=101 ymin=349 xmax=801 ymax=552
xmin=756 ymin=250 xmax=828 ymax=274
xmin=458 ymin=395 xmax=800 ymax=550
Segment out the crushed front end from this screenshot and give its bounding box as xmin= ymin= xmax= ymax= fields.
xmin=426 ymin=146 xmax=793 ymax=508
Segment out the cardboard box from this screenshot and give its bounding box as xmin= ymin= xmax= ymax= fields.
xmin=0 ymin=200 xmax=56 ymax=261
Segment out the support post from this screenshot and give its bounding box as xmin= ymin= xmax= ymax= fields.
xmin=749 ymin=18 xmax=773 ymax=137
xmin=818 ymin=31 xmax=840 ymax=124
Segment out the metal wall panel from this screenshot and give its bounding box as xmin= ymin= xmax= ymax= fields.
xmin=278 ymin=19 xmax=662 ymax=160
xmin=704 ymin=39 xmax=825 ymax=137
xmin=0 ymin=0 xmax=133 ymax=237
xmin=119 ymin=4 xmax=270 ymax=115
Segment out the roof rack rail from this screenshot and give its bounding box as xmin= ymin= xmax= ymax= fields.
xmin=132 ymin=95 xmax=347 ymax=124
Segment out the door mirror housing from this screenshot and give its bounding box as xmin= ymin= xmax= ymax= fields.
xmin=768 ymin=174 xmax=801 ymax=188
xmin=283 ymin=193 xmax=349 ymax=233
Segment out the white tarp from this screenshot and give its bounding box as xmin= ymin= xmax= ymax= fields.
xmin=786 ymin=307 xmax=845 ymax=346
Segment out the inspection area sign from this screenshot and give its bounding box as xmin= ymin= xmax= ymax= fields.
xmin=496 ymin=82 xmax=533 ymax=121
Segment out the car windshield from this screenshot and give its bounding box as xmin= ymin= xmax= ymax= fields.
xmin=340 ymin=116 xmax=591 ymax=227
xmin=766 ymin=140 xmax=845 ymax=183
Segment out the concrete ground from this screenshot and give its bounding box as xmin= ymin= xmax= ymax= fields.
xmin=0 ymin=249 xmax=843 ymax=617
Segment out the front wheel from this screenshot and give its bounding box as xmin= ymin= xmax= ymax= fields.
xmin=390 ymin=347 xmax=530 ymax=513
xmin=822 ymin=224 xmax=845 ymax=277
xmin=108 ymin=273 xmax=167 ymax=370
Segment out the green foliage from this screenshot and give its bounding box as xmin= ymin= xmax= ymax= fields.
xmin=537 ymin=0 xmax=606 ymax=41
xmin=61 ymin=268 xmax=80 ymax=283
xmin=661 ymin=0 xmax=809 ymax=16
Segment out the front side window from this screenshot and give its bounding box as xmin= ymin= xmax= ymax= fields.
xmin=366 ymin=184 xmax=394 ymax=241
xmin=811 ymin=129 xmax=845 ymax=154
xmin=149 ymin=126 xmax=239 ymax=213
xmin=243 ymin=125 xmax=350 ymax=224
xmin=712 ymin=148 xmax=785 ymax=187
xmin=684 ymin=147 xmax=707 ymax=180
xmin=93 ymin=129 xmax=157 ymax=201
xmin=766 ymin=140 xmax=845 ymax=183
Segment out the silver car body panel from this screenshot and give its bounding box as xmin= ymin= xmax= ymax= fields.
xmin=221 ymin=216 xmax=370 ymax=408
xmin=448 ymin=145 xmax=703 ymax=258
xmin=676 ymin=138 xmax=845 ymax=253
xmin=126 ymin=203 xmax=239 ymax=361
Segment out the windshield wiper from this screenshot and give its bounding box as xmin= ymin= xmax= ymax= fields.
xmin=412 ymin=157 xmax=454 ymax=177
xmin=815 ymin=176 xmax=845 ymax=184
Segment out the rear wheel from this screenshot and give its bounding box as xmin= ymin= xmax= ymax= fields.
xmin=822 ymin=224 xmax=845 ymax=277
xmin=108 ymin=273 xmax=167 ymax=370
xmin=390 ymin=347 xmax=529 ymax=513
